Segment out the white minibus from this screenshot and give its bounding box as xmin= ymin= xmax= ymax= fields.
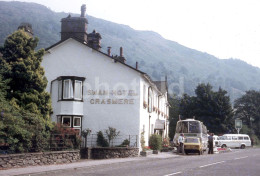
xmin=217 ymin=134 xmax=251 ymax=149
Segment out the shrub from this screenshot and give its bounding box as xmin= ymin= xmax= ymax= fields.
xmin=149 ymin=134 xmax=162 ymax=151
xmin=140 ymin=130 xmax=145 ymax=151
xmin=50 ymin=123 xmax=81 ymax=150
xmin=162 ymin=137 xmax=170 ymax=147
xmin=121 ymin=139 xmax=130 ymax=146
xmin=97 ymin=131 xmax=109 ymax=147
xmin=105 ymin=127 xmax=120 ymax=146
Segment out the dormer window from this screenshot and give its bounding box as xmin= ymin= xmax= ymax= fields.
xmin=58 ymin=76 xmax=85 ymax=101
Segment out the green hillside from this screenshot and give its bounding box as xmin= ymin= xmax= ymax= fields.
xmin=1 ymin=1 xmax=260 ymax=101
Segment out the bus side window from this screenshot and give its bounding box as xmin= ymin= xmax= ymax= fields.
xmin=238 ymin=136 xmax=243 ymax=140
xmin=227 ymin=137 xmax=231 ymax=140
xmin=244 ymin=137 xmax=249 ymax=140
xmin=232 ymin=136 xmax=238 ymax=140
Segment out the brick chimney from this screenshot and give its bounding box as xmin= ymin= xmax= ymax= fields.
xmin=107 ymin=47 xmax=111 ymax=56
xmin=60 ymin=4 xmax=88 ymax=43
xmin=87 ymin=30 xmax=102 ymax=50
xmin=115 ymin=47 xmax=126 ymax=63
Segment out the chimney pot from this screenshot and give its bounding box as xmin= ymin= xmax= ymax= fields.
xmin=81 ymin=4 xmax=86 ymax=17
xmin=107 ymin=47 xmax=111 ymax=56
xmin=120 ymin=47 xmax=123 ymax=57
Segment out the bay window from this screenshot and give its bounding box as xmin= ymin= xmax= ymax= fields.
xmin=57 ymin=76 xmax=85 ymax=101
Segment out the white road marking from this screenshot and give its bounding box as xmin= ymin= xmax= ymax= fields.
xmin=234 ymin=156 xmax=248 ymax=160
xmin=164 ymin=171 xmax=182 ymax=176
xmin=199 ymin=161 xmax=226 ymax=168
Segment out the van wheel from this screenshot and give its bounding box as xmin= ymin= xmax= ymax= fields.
xmin=241 ymin=145 xmax=245 ymax=149
xmin=221 ymin=144 xmax=227 ymax=148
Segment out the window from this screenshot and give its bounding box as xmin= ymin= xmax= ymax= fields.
xmin=244 ymin=137 xmax=249 ymax=140
xmin=232 ymin=136 xmax=238 ymax=140
xmin=58 ymin=80 xmax=62 ymax=100
xmin=73 ymin=116 xmax=81 ymax=127
xmin=63 ymin=79 xmax=73 ymax=99
xmin=143 ymin=85 xmax=146 ymax=102
xmin=238 ymin=136 xmax=243 ymax=140
xmin=148 ymin=87 xmax=153 ymax=113
xmin=59 ymin=115 xmax=82 ymax=129
xmin=74 ymin=80 xmax=82 ymax=100
xmin=62 ymin=116 xmax=71 ymax=127
xmin=57 ymin=76 xmax=85 ymax=101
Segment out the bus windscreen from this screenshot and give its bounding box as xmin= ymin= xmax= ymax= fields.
xmin=176 ymin=121 xmax=201 ymax=133
xmin=188 ymin=121 xmax=201 ymax=133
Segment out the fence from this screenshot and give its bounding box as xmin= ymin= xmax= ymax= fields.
xmin=81 ymin=134 xmax=138 ymax=148
xmin=0 ymin=134 xmax=80 ymax=154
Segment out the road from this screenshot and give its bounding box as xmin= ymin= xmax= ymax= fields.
xmin=32 ymin=148 xmax=260 ymax=176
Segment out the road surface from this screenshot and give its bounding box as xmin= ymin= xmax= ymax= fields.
xmin=25 ymin=148 xmax=260 ymax=176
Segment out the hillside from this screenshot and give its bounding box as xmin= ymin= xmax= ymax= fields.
xmin=1 ymin=1 xmax=260 ymax=101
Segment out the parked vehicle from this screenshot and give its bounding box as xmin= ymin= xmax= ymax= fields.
xmin=184 ymin=137 xmax=203 ymax=155
xmin=173 ymin=119 xmax=208 ymax=151
xmin=213 ymin=135 xmax=219 ymax=147
xmin=217 ymin=134 xmax=251 ymax=149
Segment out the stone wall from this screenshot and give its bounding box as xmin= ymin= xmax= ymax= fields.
xmin=91 ymin=147 xmax=139 ymax=159
xmin=0 ymin=150 xmax=80 ymax=169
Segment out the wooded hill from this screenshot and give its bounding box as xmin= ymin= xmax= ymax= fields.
xmin=1 ymin=1 xmax=260 ymax=101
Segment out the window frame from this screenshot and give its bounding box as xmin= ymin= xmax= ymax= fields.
xmin=57 ymin=76 xmax=85 ymax=101
xmin=148 ymin=87 xmax=153 ymax=113
xmin=74 ymin=80 xmax=83 ymax=100
xmin=58 ymin=115 xmax=83 ymax=131
xmin=73 ymin=116 xmax=82 ymax=128
xmin=61 ymin=116 xmax=72 ymax=127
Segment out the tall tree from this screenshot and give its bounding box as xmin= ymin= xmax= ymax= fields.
xmin=234 ymin=90 xmax=260 ymax=138
xmin=179 ymin=83 xmax=234 ymax=134
xmin=168 ymin=95 xmax=181 ymax=140
xmin=0 ymin=29 xmax=51 ymax=119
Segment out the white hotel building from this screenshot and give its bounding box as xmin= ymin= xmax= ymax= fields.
xmin=42 ymin=5 xmax=169 ymax=148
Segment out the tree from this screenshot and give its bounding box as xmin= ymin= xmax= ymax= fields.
xmin=168 ymin=95 xmax=181 ymax=140
xmin=96 ymin=131 xmax=109 ymax=147
xmin=0 ymin=29 xmax=53 ymax=153
xmin=0 ymin=29 xmax=51 ymax=119
xmin=0 ymin=74 xmax=50 ymax=152
xmin=234 ymin=90 xmax=260 ymax=139
xmin=105 ymin=126 xmax=120 ymax=147
xmin=179 ymin=83 xmax=234 ymax=134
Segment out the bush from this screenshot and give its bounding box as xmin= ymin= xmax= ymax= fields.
xmin=120 ymin=139 xmax=130 ymax=147
xmin=162 ymin=137 xmax=170 ymax=147
xmin=149 ymin=134 xmax=162 ymax=151
xmin=0 ymin=100 xmax=52 ymax=153
xmin=97 ymin=131 xmax=109 ymax=147
xmin=105 ymin=126 xmax=120 ymax=146
xmin=50 ymin=123 xmax=81 ymax=150
xmin=140 ymin=130 xmax=145 ymax=151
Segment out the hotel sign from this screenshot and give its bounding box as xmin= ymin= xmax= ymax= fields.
xmin=88 ymin=89 xmax=138 ymax=105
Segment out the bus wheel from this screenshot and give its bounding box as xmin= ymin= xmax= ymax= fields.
xmin=221 ymin=144 xmax=227 ymax=148
xmin=241 ymin=145 xmax=245 ymax=149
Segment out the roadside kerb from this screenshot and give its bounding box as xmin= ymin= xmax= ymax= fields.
xmin=0 ymin=152 xmax=179 ymax=176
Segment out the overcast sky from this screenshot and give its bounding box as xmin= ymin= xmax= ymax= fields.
xmin=4 ymin=0 xmax=260 ymax=68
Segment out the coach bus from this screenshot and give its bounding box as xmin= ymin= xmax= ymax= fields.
xmin=173 ymin=119 xmax=208 ymax=151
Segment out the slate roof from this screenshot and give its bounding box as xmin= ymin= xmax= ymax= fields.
xmin=153 ymin=81 xmax=168 ymax=94
xmin=45 ymin=37 xmax=167 ymax=95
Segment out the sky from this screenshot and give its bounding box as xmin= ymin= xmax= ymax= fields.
xmin=4 ymin=0 xmax=260 ymax=68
